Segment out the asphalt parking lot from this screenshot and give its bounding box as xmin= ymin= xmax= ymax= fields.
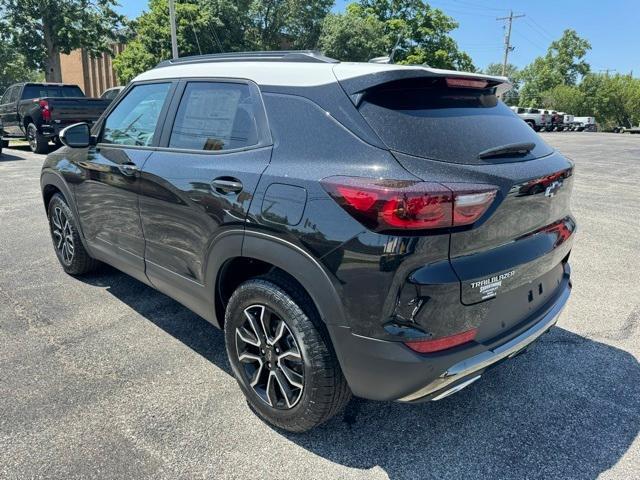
xmin=1 ymin=133 xmax=639 ymax=479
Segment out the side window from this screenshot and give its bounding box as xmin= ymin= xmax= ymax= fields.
xmin=169 ymin=82 xmax=259 ymax=151
xmin=1 ymin=86 xmax=15 ymax=104
xmin=101 ymin=83 xmax=171 ymax=147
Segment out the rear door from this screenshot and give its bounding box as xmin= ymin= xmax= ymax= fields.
xmin=73 ymin=81 xmax=176 ymax=282
xmin=346 ymin=72 xmax=575 ymax=339
xmin=138 ymin=79 xmax=272 ymax=317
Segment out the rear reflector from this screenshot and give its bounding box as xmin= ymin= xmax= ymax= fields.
xmin=321 ymin=176 xmax=497 ymax=232
xmin=404 ymin=328 xmax=478 ymax=353
xmin=446 ymin=77 xmax=489 ymax=89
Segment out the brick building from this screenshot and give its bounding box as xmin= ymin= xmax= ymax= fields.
xmin=59 ymin=44 xmax=125 ymax=97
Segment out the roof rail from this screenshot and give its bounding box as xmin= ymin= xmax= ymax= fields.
xmin=155 ymin=50 xmax=339 ymax=68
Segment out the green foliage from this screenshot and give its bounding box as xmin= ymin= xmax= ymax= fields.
xmin=0 ymin=33 xmax=43 ymax=91
xmin=578 ymin=74 xmax=640 ymax=128
xmin=113 ymin=0 xmax=334 ymax=84
xmin=540 ymin=84 xmax=585 ymax=115
xmin=1 ymin=0 xmax=125 ymax=81
xmin=484 ymin=62 xmax=520 ymax=105
xmin=317 ymin=8 xmax=387 ymax=62
xmin=318 ymin=0 xmax=474 ymax=70
xmin=519 ymin=29 xmax=591 ymax=107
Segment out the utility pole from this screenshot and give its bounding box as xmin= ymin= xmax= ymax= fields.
xmin=169 ymin=0 xmax=179 ymax=59
xmin=497 ymin=11 xmax=525 ymax=76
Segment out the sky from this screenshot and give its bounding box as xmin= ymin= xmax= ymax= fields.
xmin=116 ymin=0 xmax=639 ymax=75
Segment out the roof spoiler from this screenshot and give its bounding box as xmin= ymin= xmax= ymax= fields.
xmin=333 ymin=64 xmax=512 ymax=105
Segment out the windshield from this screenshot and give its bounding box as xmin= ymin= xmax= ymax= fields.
xmin=358 ymin=77 xmax=552 ymax=164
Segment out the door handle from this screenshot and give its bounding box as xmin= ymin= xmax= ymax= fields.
xmin=211 ymin=177 xmax=243 ymax=194
xmin=118 ymin=163 xmax=140 ymax=176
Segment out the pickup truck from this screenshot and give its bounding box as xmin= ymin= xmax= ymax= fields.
xmin=0 ymin=82 xmax=111 ymax=153
xmin=510 ymin=106 xmax=548 ymax=131
xmin=572 ymin=116 xmax=597 ymax=132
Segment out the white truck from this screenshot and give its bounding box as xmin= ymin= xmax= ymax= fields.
xmin=572 ymin=116 xmax=597 ymax=131
xmin=510 ymin=106 xmax=549 ymax=131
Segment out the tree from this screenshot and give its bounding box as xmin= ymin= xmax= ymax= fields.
xmin=540 ymin=84 xmax=585 ymax=115
xmin=247 ymin=0 xmax=333 ymax=50
xmin=579 ymin=73 xmax=640 ymax=128
xmin=318 ymin=0 xmax=474 ymax=70
xmin=485 ymin=62 xmax=520 ymax=105
xmin=519 ymin=29 xmax=591 ymax=106
xmin=1 ymin=0 xmax=125 ymax=82
xmin=318 ymin=6 xmax=387 ymax=61
xmin=113 ymin=0 xmax=334 ymax=83
xmin=0 ymin=34 xmax=43 ymax=91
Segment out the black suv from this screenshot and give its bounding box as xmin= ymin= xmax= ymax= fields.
xmin=41 ymin=51 xmax=575 ymax=432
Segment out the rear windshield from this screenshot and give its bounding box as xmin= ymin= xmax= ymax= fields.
xmin=22 ymin=85 xmax=85 ymax=99
xmin=358 ymin=78 xmax=552 ymax=164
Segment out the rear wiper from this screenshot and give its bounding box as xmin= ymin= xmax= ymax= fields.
xmin=478 ymin=142 xmax=535 ymax=160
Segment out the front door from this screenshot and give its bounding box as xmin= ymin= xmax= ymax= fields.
xmin=138 ymin=80 xmax=272 ymax=318
xmin=73 ymin=81 xmax=175 ymax=282
xmin=0 ymin=86 xmax=20 ymax=136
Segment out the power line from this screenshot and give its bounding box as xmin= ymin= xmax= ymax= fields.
xmin=523 ymin=17 xmax=554 ymax=42
xmin=496 ymin=11 xmax=525 ymax=76
xmin=513 ymin=29 xmax=548 ymax=53
xmin=527 ymin=16 xmax=556 ymax=41
xmin=185 ymin=6 xmax=202 ymax=55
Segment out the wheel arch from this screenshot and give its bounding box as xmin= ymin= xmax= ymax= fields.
xmin=40 ymin=171 xmax=90 ymax=250
xmin=209 ymin=230 xmax=347 ymax=330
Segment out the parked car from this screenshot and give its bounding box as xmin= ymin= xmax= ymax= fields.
xmin=561 ymin=113 xmax=574 ymax=129
xmin=41 ymin=51 xmax=575 ymax=432
xmin=100 ymin=86 xmax=124 ymax=102
xmin=0 ymin=82 xmax=111 ymax=153
xmin=0 ymin=118 xmax=3 ymax=157
xmin=572 ymin=116 xmax=597 ymax=132
xmin=511 ymin=106 xmax=549 ymax=131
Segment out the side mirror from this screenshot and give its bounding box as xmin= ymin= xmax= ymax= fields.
xmin=59 ymin=123 xmax=91 ymax=148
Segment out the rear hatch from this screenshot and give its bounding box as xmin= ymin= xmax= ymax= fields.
xmin=336 ymin=65 xmax=575 ymax=340
xmin=46 ymin=97 xmax=111 ymax=124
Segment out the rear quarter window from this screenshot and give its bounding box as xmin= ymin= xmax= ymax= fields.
xmin=358 ymin=78 xmax=552 ymax=164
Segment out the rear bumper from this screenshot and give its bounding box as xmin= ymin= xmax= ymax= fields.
xmin=329 ymin=273 xmax=571 ymax=402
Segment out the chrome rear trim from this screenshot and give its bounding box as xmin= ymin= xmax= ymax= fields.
xmin=399 ymin=284 xmax=570 ymax=402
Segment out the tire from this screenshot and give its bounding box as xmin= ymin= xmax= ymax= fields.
xmin=224 ymin=274 xmax=351 ymax=432
xmin=27 ymin=123 xmax=49 ymax=154
xmin=47 ymin=194 xmax=98 ymax=275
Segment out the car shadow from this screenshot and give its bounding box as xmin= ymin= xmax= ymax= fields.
xmin=0 ymin=151 xmax=26 ymax=162
xmin=79 ymin=266 xmax=639 ymax=480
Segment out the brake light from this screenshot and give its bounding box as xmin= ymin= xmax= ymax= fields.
xmin=321 ymin=177 xmax=497 ymax=232
xmin=446 ymin=77 xmax=488 ymax=89
xmin=404 ymin=328 xmax=478 ymax=353
xmin=39 ymin=99 xmax=52 ymax=122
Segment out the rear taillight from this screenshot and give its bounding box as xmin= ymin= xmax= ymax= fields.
xmin=404 ymin=328 xmax=478 ymax=353
xmin=38 ymin=99 xmax=52 ymax=122
xmin=321 ymin=176 xmax=497 ymax=232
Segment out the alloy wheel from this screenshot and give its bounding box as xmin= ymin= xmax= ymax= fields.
xmin=51 ymin=206 xmax=75 ymax=264
xmin=27 ymin=126 xmax=37 ymax=151
xmin=235 ymin=304 xmax=304 ymax=409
